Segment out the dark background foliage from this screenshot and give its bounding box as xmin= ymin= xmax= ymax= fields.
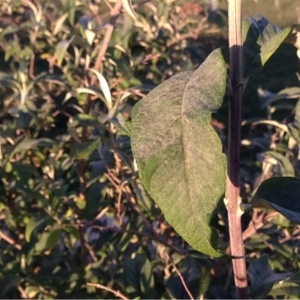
xmin=0 ymin=0 xmax=299 ymax=298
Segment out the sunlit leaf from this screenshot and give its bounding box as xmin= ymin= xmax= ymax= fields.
xmin=243 ymin=16 xmax=292 ymax=77
xmin=70 ymin=138 xmax=102 ymax=160
xmin=25 ymin=218 xmax=37 ymax=242
xmin=88 ymin=69 xmax=112 ymax=109
xmin=54 ymin=38 xmax=73 ymax=66
xmin=22 ymin=0 xmax=42 ymax=23
xmin=122 ymin=0 xmax=138 ymax=21
xmin=76 ymin=86 xmax=112 ymax=109
xmin=260 ymin=26 xmax=292 ymax=66
xmin=46 ymin=228 xmax=63 ymax=249
xmin=52 ymin=13 xmax=68 ymax=36
xmin=262 ymin=151 xmax=295 ymax=177
xmin=24 ymin=217 xmax=50 ymax=242
xmin=85 ymin=29 xmax=96 ymax=46
xmin=269 ymin=281 xmax=300 ymax=298
xmin=131 ymin=49 xmax=227 ymax=257
xmin=25 ymin=286 xmax=39 ymax=299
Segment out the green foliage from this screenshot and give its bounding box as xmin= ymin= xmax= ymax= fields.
xmin=242 ymin=16 xmax=293 ymax=77
xmin=248 ymin=254 xmax=293 ymax=298
xmin=131 ymin=49 xmax=227 ymax=257
xmin=251 ymin=177 xmax=300 ymax=223
xmin=0 ymin=0 xmax=299 ymax=299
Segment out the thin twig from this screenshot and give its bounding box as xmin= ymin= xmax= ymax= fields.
xmin=241 ymin=210 xmax=278 ymax=242
xmin=226 ymin=0 xmax=248 ymax=298
xmin=0 ymin=230 xmax=22 ymax=250
xmin=166 ymin=17 xmax=208 ymax=48
xmin=164 ymin=253 xmax=194 ymax=300
xmin=86 ymin=282 xmax=129 ymax=300
xmin=90 ymin=0 xmax=123 ymax=86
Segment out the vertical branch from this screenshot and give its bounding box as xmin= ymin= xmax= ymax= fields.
xmin=227 ymin=0 xmax=248 ymax=298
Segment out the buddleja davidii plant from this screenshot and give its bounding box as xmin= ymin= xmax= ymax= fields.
xmin=131 ymin=12 xmax=300 ymax=298
xmin=241 ymin=17 xmax=300 ymax=298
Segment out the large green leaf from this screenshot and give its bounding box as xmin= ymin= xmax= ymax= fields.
xmin=251 ymin=177 xmax=300 ymax=223
xmin=131 ymin=49 xmax=227 ymax=257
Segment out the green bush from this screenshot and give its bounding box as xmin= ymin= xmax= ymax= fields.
xmin=0 ymin=0 xmax=299 ymax=299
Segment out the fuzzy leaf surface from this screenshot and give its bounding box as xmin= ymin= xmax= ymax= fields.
xmin=131 ymin=49 xmax=227 ymax=257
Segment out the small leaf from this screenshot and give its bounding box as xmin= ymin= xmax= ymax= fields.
xmin=254 ymin=120 xmax=290 ymax=132
xmin=260 ymin=26 xmax=292 ymax=66
xmin=35 ymin=232 xmax=50 ymax=252
xmin=248 ymin=255 xmax=292 ymax=298
xmin=70 ymin=138 xmax=102 ymax=160
xmin=71 ymin=113 xmax=100 ymax=127
xmin=263 ymin=151 xmax=295 ymax=177
xmin=22 ymin=0 xmax=42 ymax=23
xmin=251 ymin=177 xmax=300 ymax=224
xmin=123 ymin=253 xmax=155 ymax=298
xmin=243 ymin=16 xmax=292 ymax=77
xmin=122 ymin=0 xmax=138 ymax=21
xmin=245 ymin=16 xmax=281 ymax=47
xmin=25 ymin=217 xmax=50 ymax=242
xmin=75 ymin=196 xmax=86 ymax=210
xmin=25 ymin=286 xmax=40 ymax=299
xmin=0 ymin=72 xmax=22 ymax=94
xmin=25 ymin=218 xmax=38 ymax=242
xmin=269 ymin=281 xmax=300 ymax=298
xmin=76 ymin=87 xmax=99 ymax=97
xmin=88 ymin=69 xmax=112 ymax=109
xmin=85 ymin=29 xmax=96 ymax=46
xmin=259 ymin=87 xmax=300 ymax=108
xmin=52 ymin=13 xmax=68 ymax=36
xmin=131 ymin=49 xmax=227 ymax=257
xmin=76 ymin=86 xmax=111 ymax=109
xmin=46 ymin=228 xmax=62 ymax=249
xmin=55 ymin=38 xmax=73 ymax=66
xmin=68 ymin=126 xmax=81 ymax=142
xmin=64 ymin=225 xmax=80 ymax=240
xmin=10 ymin=138 xmax=54 ymax=158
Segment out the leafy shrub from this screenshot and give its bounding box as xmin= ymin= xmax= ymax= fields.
xmin=0 ymin=0 xmax=299 ymax=299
